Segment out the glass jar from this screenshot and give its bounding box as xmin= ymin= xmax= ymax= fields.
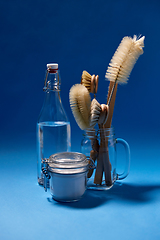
xmin=42 ymin=152 xmax=94 ymax=202
xmin=81 ymin=127 xmax=130 ymax=190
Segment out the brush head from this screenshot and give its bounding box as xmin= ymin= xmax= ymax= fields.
xmin=90 ymin=99 xmax=109 ymax=128
xmin=69 ymin=84 xmax=91 ymax=130
xmin=98 ymin=104 xmax=109 ymax=125
xmin=105 ymin=35 xmax=145 ymax=84
xmin=81 ymin=70 xmax=99 ymax=94
xmin=90 ymin=99 xmax=101 ymax=128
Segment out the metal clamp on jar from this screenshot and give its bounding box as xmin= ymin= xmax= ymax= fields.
xmin=42 ymin=152 xmax=95 ymax=202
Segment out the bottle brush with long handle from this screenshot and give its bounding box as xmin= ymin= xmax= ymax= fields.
xmin=94 ymin=35 xmax=145 ymax=185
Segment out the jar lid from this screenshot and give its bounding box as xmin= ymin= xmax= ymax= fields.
xmin=47 ymin=63 xmax=58 ymax=70
xmin=48 ymin=152 xmax=88 ymax=174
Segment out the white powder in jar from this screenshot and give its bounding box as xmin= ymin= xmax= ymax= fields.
xmin=50 ymin=171 xmax=87 ymax=202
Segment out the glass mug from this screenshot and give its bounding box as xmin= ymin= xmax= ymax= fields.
xmin=81 ymin=127 xmax=130 ymax=190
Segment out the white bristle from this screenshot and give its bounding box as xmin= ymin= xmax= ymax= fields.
xmin=90 ymin=99 xmax=101 ymax=128
xmin=69 ymin=84 xmax=91 ymax=130
xmin=105 ymin=35 xmax=145 ymax=84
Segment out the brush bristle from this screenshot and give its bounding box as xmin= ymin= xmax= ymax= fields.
xmin=90 ymin=99 xmax=101 ymax=128
xmin=81 ymin=70 xmax=92 ymax=92
xmin=69 ymin=84 xmax=91 ymax=130
xmin=105 ymin=35 xmax=145 ymax=84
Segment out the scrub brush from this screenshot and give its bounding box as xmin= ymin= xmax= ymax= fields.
xmin=94 ymin=35 xmax=145 ymax=185
xmin=81 ymin=70 xmax=99 ymax=97
xmin=90 ymin=35 xmax=145 ymax=129
xmin=69 ymin=84 xmax=91 ymax=130
xmin=69 ymin=71 xmax=98 ymax=130
xmin=90 ymin=99 xmax=109 ymax=128
xmin=81 ymin=71 xmax=107 ymax=128
xmin=80 ymin=71 xmax=100 ymax=178
xmin=105 ymin=35 xmax=145 ymax=109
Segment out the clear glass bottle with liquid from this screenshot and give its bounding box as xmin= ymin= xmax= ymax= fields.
xmin=37 ymin=63 xmax=71 ymax=185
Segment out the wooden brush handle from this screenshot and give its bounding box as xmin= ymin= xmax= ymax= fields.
xmin=102 ymin=81 xmax=118 ymax=185
xmin=94 ymin=149 xmax=104 ymax=184
xmin=104 ymin=81 xmax=118 ymax=128
xmin=94 ymin=124 xmax=104 ymax=184
xmin=101 ymin=129 xmax=112 ymax=186
xmin=87 ymin=138 xmax=99 ymax=178
xmin=94 ymin=82 xmax=118 ymax=185
xmin=94 ymin=125 xmax=112 ymax=185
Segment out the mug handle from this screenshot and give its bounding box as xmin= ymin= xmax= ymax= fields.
xmin=116 ymin=138 xmax=130 ymax=180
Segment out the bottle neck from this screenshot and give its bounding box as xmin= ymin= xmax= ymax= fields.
xmin=43 ymin=69 xmax=61 ymax=92
xmin=44 ymin=90 xmax=62 ymax=106
xmin=38 ymin=67 xmax=69 ymax=123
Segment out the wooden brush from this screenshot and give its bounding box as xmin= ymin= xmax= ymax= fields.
xmin=87 ymin=133 xmax=99 ymax=178
xmin=80 ymin=71 xmax=100 ymax=178
xmin=90 ymin=99 xmax=109 ymax=128
xmin=94 ymin=35 xmax=145 ymax=185
xmin=69 ymin=83 xmax=99 ymax=179
xmin=106 ymin=35 xmax=145 ymax=107
xmin=70 ymin=71 xmax=98 ymax=130
xmin=81 ymin=70 xmax=99 ymax=97
xmin=90 ymin=35 xmax=145 ymax=129
xmin=80 ymin=71 xmax=111 ymax=182
xmin=104 ymin=35 xmax=145 ymax=128
xmin=81 ymin=70 xmax=105 ymax=128
xmin=69 ymin=84 xmax=91 ymax=130
xmin=93 ymin=84 xmax=117 ymax=185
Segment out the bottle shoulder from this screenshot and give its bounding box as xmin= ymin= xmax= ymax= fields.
xmin=37 ymin=91 xmax=69 ymax=123
xmin=38 ymin=106 xmax=69 ymax=123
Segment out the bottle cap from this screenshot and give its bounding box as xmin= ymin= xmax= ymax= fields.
xmin=47 ymin=63 xmax=58 ymax=70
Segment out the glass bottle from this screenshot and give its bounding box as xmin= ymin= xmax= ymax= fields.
xmin=37 ymin=63 xmax=71 ymax=186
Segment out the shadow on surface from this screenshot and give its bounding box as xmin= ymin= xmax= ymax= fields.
xmin=47 ymin=182 xmax=160 ymax=209
xmin=47 ymin=190 xmax=111 ymax=209
xmin=108 ymin=182 xmax=160 ymax=202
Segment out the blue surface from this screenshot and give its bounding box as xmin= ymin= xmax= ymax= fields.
xmin=0 ymin=0 xmax=160 ymax=239
xmin=0 ymin=133 xmax=160 ymax=240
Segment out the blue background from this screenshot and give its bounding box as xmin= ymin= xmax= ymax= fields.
xmin=0 ymin=0 xmax=160 ymax=239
